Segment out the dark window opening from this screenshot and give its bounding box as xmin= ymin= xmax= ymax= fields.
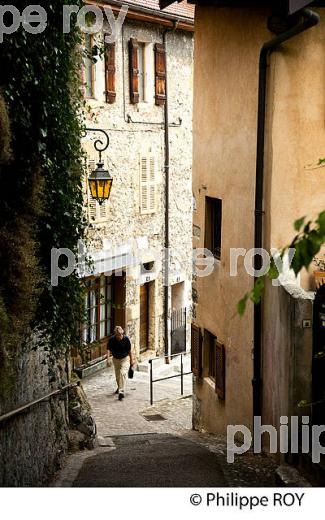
xmin=141 ymin=261 xmax=155 ymax=274
xmin=205 ymin=196 xmax=222 ymax=260
xmin=203 ymin=329 xmax=226 ymax=399
xmin=205 ymin=330 xmax=216 ymax=381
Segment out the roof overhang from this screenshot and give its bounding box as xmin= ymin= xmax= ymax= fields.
xmin=160 ymin=0 xmax=325 ymax=15
xmin=86 ymin=0 xmax=194 ymax=31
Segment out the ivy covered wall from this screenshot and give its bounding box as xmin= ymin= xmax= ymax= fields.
xmin=0 ymin=1 xmax=86 ymax=485
xmin=0 ymin=0 xmax=85 ymax=394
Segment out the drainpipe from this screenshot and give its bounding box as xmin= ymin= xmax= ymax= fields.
xmin=253 ymin=8 xmax=319 ymax=421
xmin=163 ymin=22 xmax=178 ymax=358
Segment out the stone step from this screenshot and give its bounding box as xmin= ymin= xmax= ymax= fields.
xmin=137 ymin=357 xmax=165 ymax=373
xmin=137 ymin=354 xmax=191 ymax=377
xmin=74 ymin=358 xmax=107 ymax=379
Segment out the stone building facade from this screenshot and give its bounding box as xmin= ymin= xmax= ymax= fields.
xmin=78 ymin=1 xmax=194 ymax=365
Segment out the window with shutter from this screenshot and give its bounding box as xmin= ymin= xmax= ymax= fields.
xmin=84 ymin=34 xmax=95 ymax=98
xmin=215 ymin=340 xmax=225 ymax=399
xmin=206 ymin=330 xmax=216 ymax=381
xmin=129 ymin=38 xmax=139 ymax=104
xmin=86 ymin=159 xmax=109 ymax=223
xmin=191 ymin=323 xmax=202 ymax=378
xmin=140 ymin=153 xmax=156 ymax=215
xmin=137 ymin=42 xmax=146 ymax=102
xmin=104 ymin=40 xmax=116 ymax=104
xmin=154 ymin=43 xmax=166 ymax=106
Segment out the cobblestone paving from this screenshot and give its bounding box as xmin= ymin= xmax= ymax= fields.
xmin=73 ymin=433 xmax=228 ymax=487
xmin=53 ymin=365 xmax=277 ymax=487
xmin=81 ymin=365 xmax=193 ymax=437
xmin=181 ymin=431 xmax=277 ymax=487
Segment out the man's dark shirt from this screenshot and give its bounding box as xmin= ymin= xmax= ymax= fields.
xmin=108 ymin=335 xmax=131 ymax=359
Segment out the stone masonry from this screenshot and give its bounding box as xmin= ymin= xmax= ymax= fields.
xmin=0 ymin=341 xmax=69 ymax=486
xmin=82 ymin=14 xmax=194 ymax=358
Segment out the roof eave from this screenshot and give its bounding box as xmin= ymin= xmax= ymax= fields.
xmin=86 ymin=0 xmax=194 ymax=30
xmin=160 ymin=0 xmax=325 ymax=15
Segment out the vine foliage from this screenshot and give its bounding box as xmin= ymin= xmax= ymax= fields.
xmin=0 ymin=1 xmax=86 ymax=389
xmin=238 ymin=210 xmax=325 ymax=315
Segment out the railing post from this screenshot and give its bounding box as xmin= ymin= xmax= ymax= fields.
xmin=149 ymin=359 xmax=153 ymax=405
xmin=184 ymin=307 xmax=187 ymax=352
xmin=181 ymin=353 xmax=184 ymax=396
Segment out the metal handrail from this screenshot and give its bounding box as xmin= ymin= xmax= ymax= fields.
xmin=149 ymin=351 xmax=192 ymax=405
xmin=149 ymin=350 xmax=190 ymax=363
xmin=0 ymin=381 xmax=79 ymax=424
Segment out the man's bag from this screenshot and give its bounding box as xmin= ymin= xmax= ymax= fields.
xmin=128 ymin=366 xmax=134 ymax=379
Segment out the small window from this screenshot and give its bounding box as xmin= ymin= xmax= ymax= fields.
xmin=203 ymin=330 xmax=225 ymax=398
xmin=129 ymin=39 xmax=153 ymax=104
xmin=205 ymin=330 xmax=216 ymax=381
xmin=82 ymin=276 xmax=113 ymax=344
xmin=84 ymin=33 xmax=95 ymax=98
xmin=215 ymin=341 xmax=226 ymax=399
xmin=205 ymin=197 xmax=222 ymax=260
xmin=141 ymin=261 xmax=155 ymax=275
xmin=138 ymin=42 xmax=146 ymax=102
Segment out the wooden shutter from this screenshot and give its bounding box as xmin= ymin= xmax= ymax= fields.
xmin=215 ymin=340 xmax=225 ymax=399
xmin=129 ymin=38 xmax=139 ymax=104
xmin=148 ymin=156 xmax=156 ymax=213
xmin=99 ymin=199 xmax=108 ymax=220
xmin=140 ymin=156 xmax=149 ymax=214
xmin=191 ymin=324 xmax=202 ymax=378
xmin=140 ymin=154 xmax=156 ymax=214
xmin=154 ymin=43 xmax=166 ymax=106
xmin=104 ymin=40 xmax=116 ymax=104
xmin=86 ymin=159 xmax=96 ymax=222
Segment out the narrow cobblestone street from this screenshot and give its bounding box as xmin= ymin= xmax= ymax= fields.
xmin=81 ymin=361 xmax=193 ymax=436
xmin=53 ymin=364 xmax=277 ymax=487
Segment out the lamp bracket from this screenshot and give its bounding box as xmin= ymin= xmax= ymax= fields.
xmin=83 ymin=127 xmax=109 ymax=163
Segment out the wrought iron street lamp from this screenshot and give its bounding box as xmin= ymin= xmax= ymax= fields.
xmin=85 ymin=128 xmax=113 ymax=205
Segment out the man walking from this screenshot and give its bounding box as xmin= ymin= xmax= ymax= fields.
xmin=107 ymin=326 xmax=134 ymax=401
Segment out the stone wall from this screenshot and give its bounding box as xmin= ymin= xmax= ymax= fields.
xmin=262 ymin=280 xmax=314 ymax=459
xmin=0 ymin=340 xmax=69 ymax=486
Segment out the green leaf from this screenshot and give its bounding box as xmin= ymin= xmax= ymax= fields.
xmin=250 ymin=278 xmax=264 ymax=304
xmin=316 ymin=211 xmax=325 ymax=233
xmin=237 ymin=295 xmax=248 ymax=316
xmin=268 ymin=262 xmax=279 ymax=280
xmin=294 ymin=216 xmax=306 ymax=232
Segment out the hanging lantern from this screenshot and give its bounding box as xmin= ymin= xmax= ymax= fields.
xmin=88 ymin=161 xmax=113 ymax=205
xmin=84 ymin=128 xmax=113 ymax=205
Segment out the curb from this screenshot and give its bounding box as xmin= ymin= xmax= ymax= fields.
xmin=275 ymin=464 xmax=312 ymax=487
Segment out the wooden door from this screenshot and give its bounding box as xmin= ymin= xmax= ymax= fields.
xmin=140 ymin=283 xmax=149 ymax=353
xmin=113 ymin=273 xmax=126 ymax=330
